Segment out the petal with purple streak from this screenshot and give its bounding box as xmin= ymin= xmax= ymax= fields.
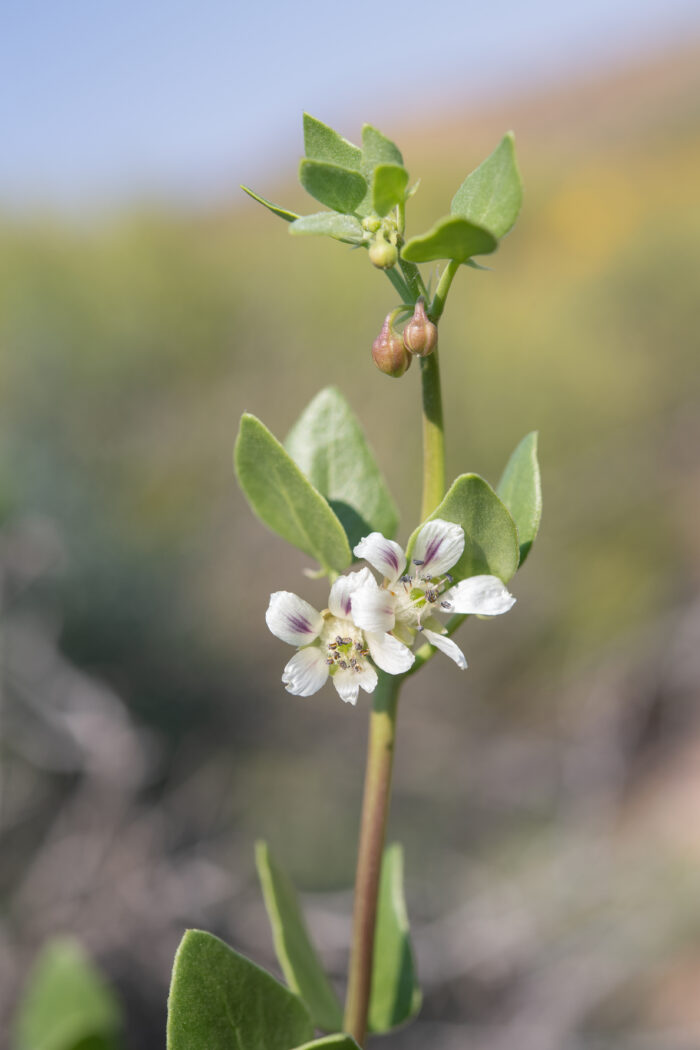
xmin=412 ymin=519 xmax=465 ymax=577
xmin=353 ymin=532 xmax=406 ymax=583
xmin=328 ymin=568 xmax=375 ymax=619
xmin=266 ymin=591 xmax=323 ymax=646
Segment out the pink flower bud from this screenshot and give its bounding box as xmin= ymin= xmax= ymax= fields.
xmin=403 ymin=298 xmax=438 ymax=357
xmin=372 ymin=315 xmax=412 ymax=378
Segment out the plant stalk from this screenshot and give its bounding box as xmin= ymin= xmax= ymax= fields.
xmin=345 ymin=256 xmax=449 ymax=1044
xmin=420 ymin=349 xmax=445 ymax=520
xmin=344 ymin=673 xmax=401 ymax=1045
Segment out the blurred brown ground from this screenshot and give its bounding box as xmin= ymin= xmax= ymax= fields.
xmin=1 ymin=42 xmax=700 ymax=1049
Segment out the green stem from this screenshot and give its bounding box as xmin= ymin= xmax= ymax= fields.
xmin=344 ymin=257 xmax=451 ymax=1045
xmin=384 ymin=266 xmax=412 ymax=303
xmin=429 ymin=259 xmax=460 ymax=322
xmin=344 ymin=673 xmax=401 ymax=1045
xmin=420 ymin=350 xmax=445 ymax=520
xmin=399 ymin=258 xmax=428 ymax=303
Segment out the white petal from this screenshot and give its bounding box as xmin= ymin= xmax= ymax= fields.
xmin=443 ymin=575 xmax=516 ymax=616
xmin=281 ymin=647 xmax=329 ymax=696
xmin=412 ymin=519 xmax=465 ymax=577
xmin=351 ymin=584 xmax=396 ymax=633
xmin=333 ymin=669 xmax=360 ymax=705
xmin=353 ymin=533 xmax=406 ymax=583
xmin=356 ymin=663 xmax=378 ymax=694
xmin=422 ymin=628 xmax=468 ymax=669
xmin=365 ymin=631 xmax=415 ymax=674
xmin=328 ymin=567 xmax=376 ymax=619
xmin=266 ymin=591 xmax=323 ymax=646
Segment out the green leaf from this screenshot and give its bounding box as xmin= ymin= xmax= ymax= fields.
xmin=401 ymin=216 xmax=497 ymax=264
xmin=241 ymin=186 xmax=299 ymax=223
xmin=256 ymin=842 xmax=343 ymax=1033
xmin=497 ymin=431 xmax=541 ymax=566
xmin=361 ymin=124 xmax=404 ymax=168
xmin=13 ymin=937 xmax=122 ymax=1050
xmin=303 ymin=113 xmax=362 ymax=171
xmin=369 ymin=844 xmax=421 ymax=1033
xmin=167 ymin=930 xmax=313 ymax=1050
xmin=234 ymin=414 xmax=352 ymax=574
xmin=290 ymin=213 xmax=365 ymax=243
xmin=451 ymin=132 xmax=523 ymax=238
xmin=284 ymin=387 xmax=399 ymax=549
xmin=372 ymin=164 xmax=409 ymax=217
xmin=292 ymin=1038 xmax=361 ymax=1050
xmin=299 ymin=160 xmax=367 ymax=214
xmin=407 ymin=474 xmax=520 ymax=583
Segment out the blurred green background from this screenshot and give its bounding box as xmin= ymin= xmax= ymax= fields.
xmin=2 ymin=11 xmax=700 ymax=1049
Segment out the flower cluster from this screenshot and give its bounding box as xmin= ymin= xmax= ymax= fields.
xmin=266 ymin=519 xmax=516 ymax=704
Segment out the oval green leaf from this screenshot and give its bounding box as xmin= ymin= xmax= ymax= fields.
xmin=256 ymin=842 xmax=343 ymax=1033
xmin=372 ymin=164 xmax=409 ymax=218
xmin=234 ymin=413 xmax=352 ymax=575
xmin=401 ymin=216 xmax=497 ymax=264
xmin=290 ymin=213 xmax=364 ymax=243
xmin=406 ymin=474 xmax=520 ymax=583
xmin=451 ymin=132 xmax=523 ymax=238
xmin=303 ymin=113 xmax=362 ymax=171
xmin=240 ymin=186 xmax=299 ymax=223
xmin=497 ymin=431 xmax=541 ymax=566
xmin=299 ymin=160 xmax=367 ymax=215
xmin=293 ymin=1038 xmax=361 ymax=1050
xmin=361 ymin=124 xmax=403 ymax=168
xmin=13 ymin=938 xmax=123 ymax=1050
xmin=284 ymin=387 xmax=399 ymax=549
xmin=369 ymin=844 xmax=421 ymax=1033
xmin=167 ymin=930 xmax=313 ymax=1050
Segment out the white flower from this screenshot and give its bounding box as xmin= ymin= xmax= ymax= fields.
xmin=266 ymin=568 xmax=414 ymax=705
xmin=352 ymin=519 xmax=516 ymax=670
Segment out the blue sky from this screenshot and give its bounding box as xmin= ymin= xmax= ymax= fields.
xmin=1 ymin=0 xmax=699 ymax=211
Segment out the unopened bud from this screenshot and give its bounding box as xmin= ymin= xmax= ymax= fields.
xmin=372 ymin=316 xmax=412 ymax=378
xmin=369 ymin=237 xmax=398 ymax=270
xmin=403 ymin=297 xmax=438 ymax=357
xmin=362 ymin=216 xmax=382 ymax=234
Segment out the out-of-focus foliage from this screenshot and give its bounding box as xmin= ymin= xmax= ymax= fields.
xmin=2 ymin=50 xmax=700 ymax=1050
xmin=13 ymin=938 xmax=123 ymax=1050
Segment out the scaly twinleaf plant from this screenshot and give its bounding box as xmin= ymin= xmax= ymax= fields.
xmin=167 ymin=113 xmax=541 ymax=1048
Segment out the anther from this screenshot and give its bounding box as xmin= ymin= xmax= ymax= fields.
xmin=354 ymin=642 xmax=363 ymax=651
xmin=328 ymin=642 xmax=337 ymax=649
xmin=326 ymin=657 xmax=335 ymax=665
xmin=413 ymin=559 xmax=424 ymax=566
xmin=336 ymin=636 xmax=344 ymax=645
xmin=444 ymin=573 xmax=454 ymax=583
xmin=339 ymin=660 xmax=348 ymax=669
xmin=441 ymin=600 xmax=453 ymax=610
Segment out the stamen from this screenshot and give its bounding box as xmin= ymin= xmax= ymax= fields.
xmin=326 ymin=657 xmax=335 ymax=665
xmin=328 ymin=642 xmax=337 ymax=649
xmin=354 ymin=642 xmax=363 ymax=651
xmin=335 ymin=635 xmax=344 ymax=645
xmin=413 ymin=559 xmax=424 ymax=566
xmin=441 ymin=600 xmax=453 ymax=610
xmin=339 ymin=660 xmax=348 ymax=669
xmin=444 ymin=573 xmax=454 ymax=583
xmin=416 ymin=623 xmax=424 ymax=632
